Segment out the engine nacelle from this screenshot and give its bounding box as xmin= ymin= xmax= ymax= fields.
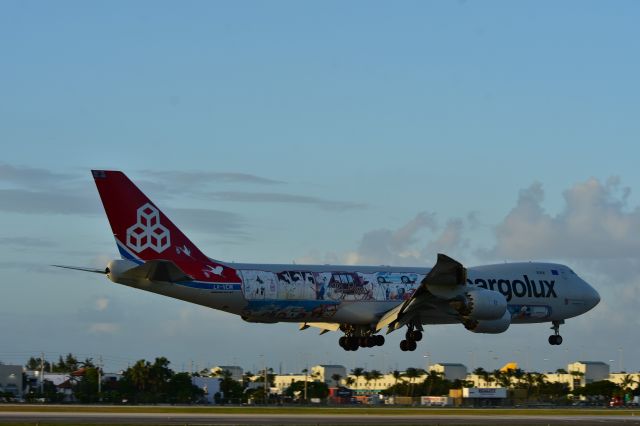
xmin=463 ymin=310 xmax=511 ymax=334
xmin=454 ymin=288 xmax=507 ymax=320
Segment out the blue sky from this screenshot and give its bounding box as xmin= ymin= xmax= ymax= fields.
xmin=1 ymin=1 xmax=639 ymax=374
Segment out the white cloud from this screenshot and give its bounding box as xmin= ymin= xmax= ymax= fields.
xmin=480 ymin=177 xmax=640 ymax=261
xmin=299 ymin=211 xmax=469 ymax=266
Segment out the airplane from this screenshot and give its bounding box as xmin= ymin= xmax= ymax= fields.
xmin=56 ymin=170 xmax=601 ymax=352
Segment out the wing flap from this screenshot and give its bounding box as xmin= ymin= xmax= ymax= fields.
xmin=299 ymin=322 xmax=341 ymax=333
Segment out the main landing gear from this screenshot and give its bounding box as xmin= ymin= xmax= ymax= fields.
xmin=548 ymin=320 xmax=564 ymax=345
xmin=400 ymin=325 xmax=423 ymax=352
xmin=339 ymin=335 xmax=385 ymax=351
xmin=339 ymin=325 xmax=385 ymax=351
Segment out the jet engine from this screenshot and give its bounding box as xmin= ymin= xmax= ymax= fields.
xmin=451 ymin=288 xmax=507 ymax=320
xmin=463 ymin=310 xmax=511 ymax=334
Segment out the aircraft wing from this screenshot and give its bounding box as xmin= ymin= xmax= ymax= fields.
xmin=375 ymin=253 xmax=467 ymax=333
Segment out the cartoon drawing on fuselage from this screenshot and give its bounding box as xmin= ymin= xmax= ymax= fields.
xmin=55 ymin=171 xmax=601 ymax=352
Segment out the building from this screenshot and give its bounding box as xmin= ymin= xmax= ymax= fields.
xmin=609 ymin=373 xmax=640 ymax=390
xmin=429 ymin=363 xmax=468 ymax=382
xmin=210 ymin=366 xmax=243 ymax=382
xmin=545 ymin=361 xmax=610 ymax=391
xmin=568 ymin=361 xmax=610 ymax=385
xmin=0 ymin=365 xmax=23 ymax=398
xmin=312 ymin=365 xmax=347 ymax=386
xmin=273 ymin=373 xmax=309 ymax=394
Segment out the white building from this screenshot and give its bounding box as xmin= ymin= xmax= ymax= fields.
xmin=312 ymin=365 xmax=347 ymax=386
xmin=273 ymin=374 xmax=310 ymax=394
xmin=0 ymin=365 xmax=23 ymax=397
xmin=429 ymin=363 xmax=468 ymax=382
xmin=567 ymin=361 xmax=610 ymax=385
xmin=210 ymin=366 xmax=243 ymax=382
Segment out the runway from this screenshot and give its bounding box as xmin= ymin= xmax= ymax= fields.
xmin=1 ymin=411 xmax=640 ymax=425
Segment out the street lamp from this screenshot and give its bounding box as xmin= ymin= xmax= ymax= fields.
xmin=618 ymin=347 xmax=624 ymax=372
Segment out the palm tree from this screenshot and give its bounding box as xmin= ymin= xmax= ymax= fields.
xmin=362 ymin=371 xmax=373 ymax=393
xmin=493 ymin=369 xmax=511 ymax=388
xmin=368 ymin=370 xmax=382 ymax=392
xmin=404 ymin=368 xmax=421 ymax=396
xmin=392 ymin=370 xmax=403 ymax=387
xmin=344 ymin=377 xmax=356 ymax=389
xmin=424 ymin=370 xmax=443 ymax=396
xmin=473 ymin=367 xmax=490 ymax=387
xmin=351 ymin=368 xmax=364 ymax=391
xmin=129 ymin=359 xmax=151 ymax=392
xmin=512 ymin=368 xmax=525 ymax=386
xmin=620 ymin=374 xmax=637 ymax=392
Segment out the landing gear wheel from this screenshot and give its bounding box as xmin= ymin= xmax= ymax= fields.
xmin=374 ymin=335 xmax=385 ymax=346
xmin=407 ymin=340 xmax=417 ymax=351
xmin=549 ymin=320 xmax=564 ymax=345
xmin=409 ymin=330 xmax=422 ymax=342
xmin=339 ymin=336 xmax=347 ymax=348
xmin=400 ymin=340 xmax=408 ymax=351
xmin=349 ymin=338 xmax=359 ymax=351
xmin=548 ymin=335 xmax=563 ymax=345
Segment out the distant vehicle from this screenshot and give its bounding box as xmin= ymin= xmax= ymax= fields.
xmin=56 ymin=170 xmax=601 ymax=352
xmin=609 ymin=396 xmax=623 ymax=407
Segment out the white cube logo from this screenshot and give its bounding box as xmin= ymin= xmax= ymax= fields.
xmin=126 ymin=203 xmax=171 ymax=253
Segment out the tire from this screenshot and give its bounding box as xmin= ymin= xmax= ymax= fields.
xmin=400 ymin=340 xmax=408 ymax=351
xmin=349 ymin=339 xmax=359 ymax=351
xmin=339 ymin=336 xmax=347 ymax=348
xmin=548 ymin=335 xmax=557 ymax=345
xmin=407 ymin=340 xmax=417 ymax=351
xmin=411 ymin=330 xmax=423 ymax=342
xmin=556 ymin=335 xmax=563 ymax=345
xmin=375 ymin=335 xmax=385 ymax=346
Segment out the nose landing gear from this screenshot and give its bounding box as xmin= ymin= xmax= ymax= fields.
xmin=548 ymin=320 xmax=564 ymax=345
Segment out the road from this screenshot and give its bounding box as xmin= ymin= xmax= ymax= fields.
xmin=1 ymin=411 xmax=640 ymax=425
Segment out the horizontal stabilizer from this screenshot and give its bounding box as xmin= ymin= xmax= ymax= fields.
xmin=120 ymin=260 xmax=193 ymax=282
xmin=52 ymin=265 xmax=107 ymax=274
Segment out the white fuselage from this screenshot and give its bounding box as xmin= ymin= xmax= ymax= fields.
xmin=108 ymin=259 xmax=600 ymax=327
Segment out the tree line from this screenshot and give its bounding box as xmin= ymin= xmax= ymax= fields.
xmin=8 ymin=354 xmax=640 ymax=404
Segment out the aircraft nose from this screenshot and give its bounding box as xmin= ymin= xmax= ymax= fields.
xmin=584 ymin=281 xmax=600 ymax=311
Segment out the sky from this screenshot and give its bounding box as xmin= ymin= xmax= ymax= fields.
xmin=1 ymin=0 xmax=639 ymax=375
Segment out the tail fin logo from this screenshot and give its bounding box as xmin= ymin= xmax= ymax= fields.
xmin=126 ymin=203 xmax=171 ymax=253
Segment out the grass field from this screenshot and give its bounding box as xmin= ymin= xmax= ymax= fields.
xmin=0 ymin=404 xmax=639 ymax=416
